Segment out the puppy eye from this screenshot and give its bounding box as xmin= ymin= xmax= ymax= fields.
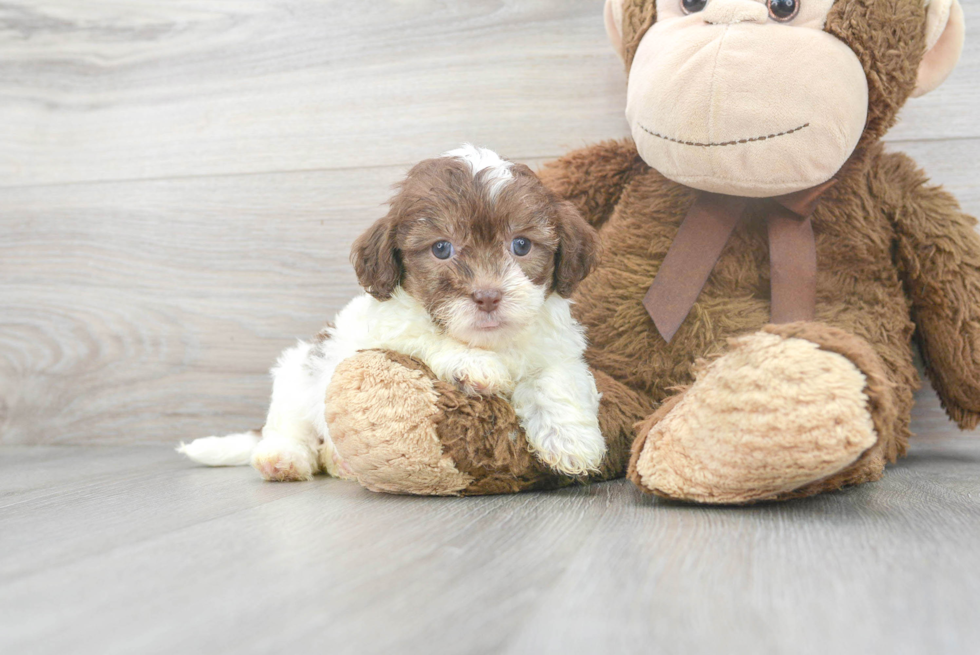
xmin=511 ymin=237 xmax=532 ymax=257
xmin=681 ymin=0 xmax=708 ymax=13
xmin=767 ymin=0 xmax=799 ymax=21
xmin=431 ymin=241 xmax=455 ymax=260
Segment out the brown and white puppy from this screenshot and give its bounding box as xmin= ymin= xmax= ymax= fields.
xmin=179 ymin=145 xmax=605 ymax=481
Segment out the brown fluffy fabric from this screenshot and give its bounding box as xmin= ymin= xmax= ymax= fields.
xmin=427 ymin=357 xmax=569 ymax=496
xmin=326 ymin=0 xmax=978 ymax=500
xmin=332 ymin=139 xmax=977 ymax=500
xmin=392 ymin=353 xmax=651 ymax=495
xmin=873 ymin=151 xmax=980 ymax=429
xmin=626 ymin=327 xmax=881 ymax=504
xmin=620 ymin=0 xmax=657 ymax=70
xmin=327 ymin=351 xmax=653 ymax=496
xmin=627 ymin=392 xmax=685 ymax=488
xmin=446 ymin=359 xmax=656 ymax=494
xmin=537 ymin=140 xmax=648 ymax=232
xmin=559 ymin=133 xmax=978 ymax=501
xmin=592 ymin=368 xmax=657 ymax=479
xmin=824 ymin=0 xmax=928 ymax=148
xmin=762 ymin=322 xmax=902 ymax=501
xmin=764 ymin=322 xmax=904 ymax=462
xmin=326 ymin=350 xmax=474 ymax=496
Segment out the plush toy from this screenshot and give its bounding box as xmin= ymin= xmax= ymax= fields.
xmin=325 ymin=0 xmax=975 ymax=503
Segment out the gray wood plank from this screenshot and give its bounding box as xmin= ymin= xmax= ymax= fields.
xmin=0 ymin=449 xmax=614 ymax=655
xmin=0 ymin=1 xmax=977 ymax=188
xmin=0 ymin=0 xmax=630 ymax=187
xmin=505 ymin=441 xmax=980 ymax=655
xmin=0 ymin=446 xmax=320 ymax=580
xmin=0 ymin=165 xmax=385 ymax=448
xmin=0 ymin=445 xmax=178 ymax=502
xmin=1 ymin=429 xmax=979 ymax=655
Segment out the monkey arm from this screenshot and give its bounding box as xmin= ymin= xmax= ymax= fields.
xmin=537 ymin=139 xmax=646 ymax=230
xmin=883 ymin=153 xmax=980 ymax=429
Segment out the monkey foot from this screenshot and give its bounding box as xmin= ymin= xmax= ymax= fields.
xmin=325 ymin=350 xmax=570 ymax=496
xmin=629 ymin=324 xmax=896 ymax=504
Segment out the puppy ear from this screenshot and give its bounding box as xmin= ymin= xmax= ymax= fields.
xmin=553 ymin=201 xmax=601 ymax=298
xmin=350 ymin=214 xmax=402 ymax=300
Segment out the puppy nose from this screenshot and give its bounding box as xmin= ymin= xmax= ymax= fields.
xmin=472 ymin=289 xmax=503 ymax=313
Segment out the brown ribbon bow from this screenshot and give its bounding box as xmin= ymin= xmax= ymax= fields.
xmin=643 ymin=180 xmax=837 ymax=343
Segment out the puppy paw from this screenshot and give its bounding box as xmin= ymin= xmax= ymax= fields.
xmin=251 ymin=435 xmax=317 ymax=482
xmin=317 ymin=437 xmax=354 ymax=480
xmin=527 ymin=422 xmax=606 ymax=477
xmin=450 ymin=356 xmax=514 ymax=396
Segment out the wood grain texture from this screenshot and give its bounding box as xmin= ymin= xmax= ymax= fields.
xmin=0 ymin=0 xmax=977 ymax=188
xmin=2 ymin=423 xmax=979 ymax=655
xmin=0 ymin=0 xmax=979 ymax=448
xmin=0 ymin=0 xmax=629 ymax=187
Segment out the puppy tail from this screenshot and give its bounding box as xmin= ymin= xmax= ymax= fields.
xmin=177 ymin=430 xmax=262 ymax=467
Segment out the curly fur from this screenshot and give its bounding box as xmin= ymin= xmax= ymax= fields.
xmin=180 ymin=148 xmax=607 ymax=480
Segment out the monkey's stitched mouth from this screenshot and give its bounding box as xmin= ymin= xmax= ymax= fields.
xmin=638 ymin=123 xmax=810 ymax=148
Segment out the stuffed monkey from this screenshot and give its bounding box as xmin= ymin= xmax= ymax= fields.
xmin=326 ymin=0 xmax=976 ymax=503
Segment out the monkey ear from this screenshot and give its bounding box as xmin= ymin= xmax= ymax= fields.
xmin=553 ymin=201 xmax=601 ymax=298
xmin=350 ymin=215 xmax=402 ymax=300
xmin=912 ymin=0 xmax=965 ymax=98
xmin=605 ymin=0 xmax=626 ymax=62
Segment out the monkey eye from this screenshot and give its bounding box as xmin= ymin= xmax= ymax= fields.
xmin=431 ymin=241 xmax=455 ymax=260
xmin=681 ymin=0 xmax=708 ymax=13
xmin=511 ymin=237 xmax=532 ymax=257
xmin=768 ymin=0 xmax=799 ymax=21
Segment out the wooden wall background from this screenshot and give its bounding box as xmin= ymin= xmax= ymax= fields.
xmin=1 ymin=0 xmax=978 ymax=446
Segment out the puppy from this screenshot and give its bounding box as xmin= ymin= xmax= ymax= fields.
xmin=179 ymin=145 xmax=604 ymax=480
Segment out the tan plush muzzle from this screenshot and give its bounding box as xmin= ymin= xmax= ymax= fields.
xmin=626 ymin=9 xmax=868 ymax=197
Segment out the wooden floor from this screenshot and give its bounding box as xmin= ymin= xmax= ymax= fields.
xmin=2 ymin=389 xmax=980 ymax=655
xmin=3 ymin=1 xmax=980 ymax=653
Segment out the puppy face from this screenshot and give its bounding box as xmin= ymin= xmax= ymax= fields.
xmin=351 ymin=146 xmax=600 ymax=348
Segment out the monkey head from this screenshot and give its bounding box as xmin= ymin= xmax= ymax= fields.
xmin=605 ymin=0 xmax=966 ymax=197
